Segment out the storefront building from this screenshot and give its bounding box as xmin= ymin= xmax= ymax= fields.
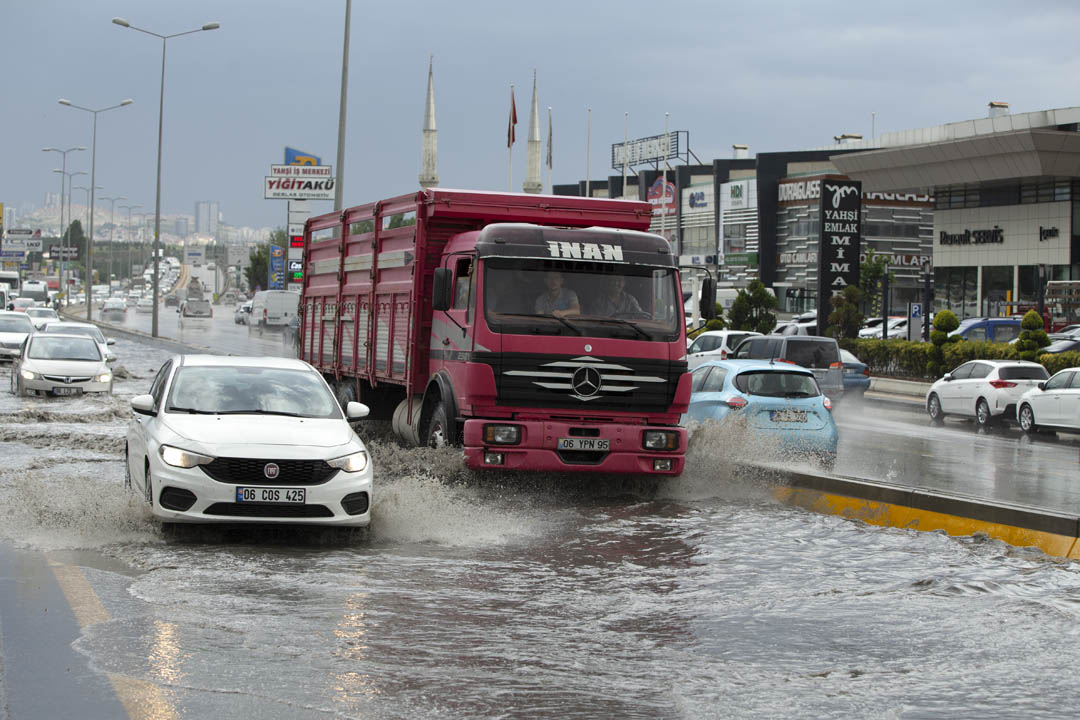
xmin=832 ymin=105 xmax=1080 ymax=318
xmin=719 ymin=178 xmax=759 ymax=284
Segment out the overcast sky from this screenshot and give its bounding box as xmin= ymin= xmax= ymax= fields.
xmin=4 ymin=0 xmax=1080 ymax=230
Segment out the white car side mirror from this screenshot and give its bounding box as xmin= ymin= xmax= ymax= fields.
xmin=346 ymin=401 xmax=369 ymax=419
xmin=131 ymin=394 xmax=156 ymax=416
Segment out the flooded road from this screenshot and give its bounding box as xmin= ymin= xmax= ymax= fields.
xmin=3 ymin=335 xmax=1080 ymax=717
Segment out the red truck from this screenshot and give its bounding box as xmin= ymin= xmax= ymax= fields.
xmin=299 ymin=188 xmax=706 ymax=476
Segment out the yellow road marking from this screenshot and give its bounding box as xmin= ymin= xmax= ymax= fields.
xmin=47 ymin=555 xmax=179 ymax=720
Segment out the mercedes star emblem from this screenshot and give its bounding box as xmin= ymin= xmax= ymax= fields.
xmin=264 ymin=463 xmax=280 ymax=479
xmin=571 ymin=366 xmax=603 ymax=398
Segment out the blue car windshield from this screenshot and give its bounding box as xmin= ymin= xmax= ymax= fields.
xmin=734 ymin=370 xmax=820 ymax=398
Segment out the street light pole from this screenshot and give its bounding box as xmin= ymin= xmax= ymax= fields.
xmin=334 ymin=0 xmax=352 ymax=211
xmin=100 ymin=195 xmax=125 ymax=286
xmin=119 ymin=203 xmax=141 ymax=281
xmin=113 ymin=17 xmax=219 ymax=337
xmin=42 ymin=146 xmax=85 ymax=303
xmin=53 ymin=169 xmax=86 ymax=300
xmin=58 ymin=98 xmax=133 ymax=319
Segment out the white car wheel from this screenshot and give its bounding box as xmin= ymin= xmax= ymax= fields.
xmin=144 ymin=463 xmax=154 ymax=506
xmin=975 ymin=398 xmax=993 ymax=429
xmin=927 ymin=393 xmax=944 ymax=423
xmin=1019 ymin=404 xmax=1038 ymax=434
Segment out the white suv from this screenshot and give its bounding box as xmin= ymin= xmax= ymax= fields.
xmin=686 ymin=330 xmax=762 ymax=369
xmin=926 ymin=360 xmax=1049 ymax=429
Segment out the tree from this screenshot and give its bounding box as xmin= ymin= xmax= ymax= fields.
xmin=927 ymin=309 xmax=959 ymax=377
xmin=727 ymin=279 xmax=777 ymax=335
xmin=1015 ymin=309 xmax=1051 ymax=361
xmin=859 ymin=248 xmax=895 ymax=316
xmin=826 ymin=285 xmax=865 ymax=340
xmin=245 ymin=241 xmax=270 ymax=292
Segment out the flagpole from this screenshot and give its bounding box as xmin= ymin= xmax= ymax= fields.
xmin=546 ymin=106 xmax=552 ymax=194
xmin=508 ymin=84 xmax=514 ymax=192
xmin=585 ymin=108 xmax=591 ymax=197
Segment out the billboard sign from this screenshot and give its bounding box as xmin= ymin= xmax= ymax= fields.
xmin=647 ymin=177 xmax=676 ymax=216
xmin=816 ymin=179 xmax=862 ymax=335
xmin=264 ymin=173 xmax=335 ymax=201
xmin=284 ymin=147 xmax=321 ymax=166
xmin=269 ymin=244 xmax=285 ymax=289
xmin=612 ymin=131 xmax=684 ymax=169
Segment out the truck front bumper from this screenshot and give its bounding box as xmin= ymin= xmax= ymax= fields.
xmin=463 ymin=419 xmax=686 ymax=476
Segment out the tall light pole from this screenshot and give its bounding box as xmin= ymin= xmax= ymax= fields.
xmin=58 ymin=97 xmax=133 ymax=319
xmin=100 ymin=195 xmax=126 ymax=285
xmin=334 ymin=0 xmax=352 ymax=211
xmin=119 ymin=203 xmax=141 ymax=281
xmin=42 ymin=146 xmax=85 ymax=302
xmin=112 ymin=17 xmax=219 ymax=337
xmin=53 ymin=169 xmax=87 ymax=300
xmin=73 ymin=184 xmax=104 ymax=231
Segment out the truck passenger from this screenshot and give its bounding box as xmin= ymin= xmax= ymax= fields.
xmin=533 ymin=271 xmax=580 ymax=318
xmin=592 ymin=275 xmax=643 ymax=317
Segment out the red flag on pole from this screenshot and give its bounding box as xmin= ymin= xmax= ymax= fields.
xmin=507 ymin=89 xmax=518 ymax=148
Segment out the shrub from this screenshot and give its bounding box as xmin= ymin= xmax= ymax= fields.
xmin=927 ymin=309 xmax=959 ymax=377
xmin=1015 ymin=309 xmax=1050 ymax=361
xmin=1037 ymin=351 xmax=1080 ymax=375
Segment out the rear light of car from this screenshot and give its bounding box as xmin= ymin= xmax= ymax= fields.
xmin=989 ymin=380 xmax=1017 ymax=389
xmin=720 ymin=349 xmax=728 ymax=359
xmin=823 ymin=397 xmax=833 ymax=411
xmin=829 ymin=362 xmax=843 ymax=369
xmin=862 ymin=368 xmax=869 ymax=377
xmin=726 ymin=396 xmax=747 ymax=410
xmin=775 ymin=358 xmax=797 ymax=365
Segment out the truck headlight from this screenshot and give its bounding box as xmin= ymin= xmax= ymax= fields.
xmin=483 ymin=424 xmax=521 ymax=445
xmin=328 ymin=451 xmax=368 ymax=473
xmin=20 ymin=369 xmax=38 ymax=381
xmin=643 ymin=430 xmax=679 ymax=451
xmin=159 ymin=445 xmax=214 ymax=468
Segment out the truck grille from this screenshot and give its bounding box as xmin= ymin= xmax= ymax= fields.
xmin=199 ymin=458 xmax=337 ymax=485
xmin=487 ymin=353 xmax=684 ymax=413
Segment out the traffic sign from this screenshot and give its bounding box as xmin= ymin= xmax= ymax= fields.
xmin=911 ymin=303 xmax=922 ymax=318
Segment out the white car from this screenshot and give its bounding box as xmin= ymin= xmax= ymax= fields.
xmin=859 ymin=316 xmax=907 ymax=339
xmin=42 ymin=321 xmax=117 ymax=362
xmin=926 ymin=360 xmax=1049 ymax=429
xmin=686 ymin=330 xmax=762 ymax=369
xmin=0 ymin=311 xmax=35 ymax=363
xmin=136 ymin=296 xmax=155 ymax=314
xmin=1017 ymin=367 xmax=1080 ymax=435
xmin=11 ymin=333 xmax=112 ymax=397
xmin=124 ymin=355 xmax=373 ymax=526
xmin=25 ymin=307 xmax=60 ymax=330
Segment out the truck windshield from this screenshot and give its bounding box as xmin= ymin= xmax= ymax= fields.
xmin=483 ymin=259 xmax=680 ymax=341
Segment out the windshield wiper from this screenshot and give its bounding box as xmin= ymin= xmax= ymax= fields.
xmin=214 ymin=409 xmax=309 ymax=418
xmin=547 ymin=314 xmax=584 ymax=335
xmin=167 ymin=407 xmax=220 ymax=414
xmin=573 ymin=315 xmax=650 ymax=340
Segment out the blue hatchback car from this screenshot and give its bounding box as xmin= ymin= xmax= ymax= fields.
xmin=684 ymin=359 xmax=839 ymax=468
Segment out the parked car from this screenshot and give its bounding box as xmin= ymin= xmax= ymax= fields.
xmin=124 ymin=355 xmax=373 ymax=526
xmin=731 ymin=334 xmax=845 ymax=399
xmin=1039 ymin=338 xmax=1080 ymax=355
xmin=24 ymin=307 xmax=60 ymax=330
xmin=774 ymin=320 xmax=817 ymax=336
xmin=0 ymin=311 xmax=36 ymax=363
xmin=1017 ymin=367 xmax=1080 ymax=435
xmin=10 ymin=333 xmax=112 ymax=397
xmin=925 ymin=360 xmax=1049 ymax=428
xmin=949 ymin=317 xmax=1022 ymax=343
xmin=102 ymin=297 xmax=127 ymax=321
xmin=839 ymin=348 xmax=870 ymax=396
xmin=859 ymin=316 xmax=907 ymax=339
xmin=42 ymin=321 xmax=117 ymax=362
xmin=136 ymin=296 xmax=155 ymax=314
xmin=234 ymin=301 xmax=252 ymax=325
xmin=685 ymin=359 xmax=837 ymax=468
xmin=686 ymin=330 xmax=762 ymax=369
xmin=248 ymin=290 xmax=300 ymax=335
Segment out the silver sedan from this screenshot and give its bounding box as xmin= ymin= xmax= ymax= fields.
xmin=11 ymin=333 xmax=113 ymax=397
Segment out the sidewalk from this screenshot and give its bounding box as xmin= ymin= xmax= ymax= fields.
xmin=862 ymin=376 xmax=930 ymax=410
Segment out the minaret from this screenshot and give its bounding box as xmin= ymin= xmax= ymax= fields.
xmin=419 ymin=55 xmax=439 ymax=188
xmin=523 ymin=69 xmax=542 ymax=194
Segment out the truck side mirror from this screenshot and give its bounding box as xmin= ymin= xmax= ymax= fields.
xmin=432 ymin=268 xmax=454 ymax=311
xmin=699 ymin=277 xmax=717 ymax=320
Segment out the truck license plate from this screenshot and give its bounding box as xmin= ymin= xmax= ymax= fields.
xmin=557 ymin=438 xmax=610 ymax=451
xmin=236 ymin=487 xmax=306 ymax=504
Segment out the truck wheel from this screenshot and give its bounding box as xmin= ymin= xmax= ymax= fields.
xmin=335 ymin=381 xmax=356 ymax=412
xmin=426 ymin=401 xmax=451 ymax=448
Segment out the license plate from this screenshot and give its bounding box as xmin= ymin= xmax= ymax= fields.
xmin=770 ymin=409 xmax=807 ymax=423
xmin=236 ymin=487 xmax=306 ymax=504
xmin=52 ymin=387 xmax=80 ymax=396
xmin=557 ymin=437 xmax=610 ymax=451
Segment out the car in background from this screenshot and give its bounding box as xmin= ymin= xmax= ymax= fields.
xmin=0 ymin=311 xmax=36 ymax=363
xmin=124 ymin=355 xmax=373 ymax=526
xmin=10 ymin=333 xmax=112 ymax=397
xmin=686 ymin=330 xmax=762 ymax=369
xmin=136 ymin=296 xmax=155 ymax=314
xmin=164 ymin=294 xmax=179 ymax=308
xmin=1017 ymin=367 xmax=1080 ymax=435
xmin=126 ymin=291 xmax=141 ymax=307
xmin=685 ymin=359 xmax=838 ymax=468
xmin=731 ymin=334 xmax=845 ymax=400
xmin=1039 ymin=337 xmax=1080 ymax=355
xmin=839 ymin=348 xmax=870 ymax=397
xmin=102 ymin=297 xmax=127 ymax=321
xmin=10 ymin=297 xmax=36 ymax=312
xmin=859 ymin=316 xmax=906 ymax=339
xmin=1054 ymin=324 xmax=1080 ymax=336
xmin=248 ymin=290 xmax=299 ymax=335
xmin=949 ymin=317 xmax=1022 ymax=343
xmin=42 ymin=321 xmax=117 ymax=362
xmin=234 ymin=301 xmax=252 ymax=325
xmin=925 ymin=359 xmax=1049 ymax=429
xmin=24 ymin=306 xmax=60 ymax=330
xmin=179 ymin=299 xmax=213 ymax=330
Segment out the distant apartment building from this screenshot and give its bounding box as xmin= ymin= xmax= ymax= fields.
xmin=194 ymin=201 xmax=219 ymax=236
xmin=175 ymin=217 xmax=190 ymax=238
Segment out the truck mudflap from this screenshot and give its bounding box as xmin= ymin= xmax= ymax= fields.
xmin=462 ymin=419 xmax=686 ymax=476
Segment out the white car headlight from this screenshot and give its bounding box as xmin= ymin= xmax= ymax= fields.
xmin=328 ymin=451 xmax=368 ymax=473
xmin=159 ymin=445 xmax=214 ymax=468
xmin=97 ymin=372 xmax=112 ymax=383
xmin=20 ymin=369 xmax=37 ymax=380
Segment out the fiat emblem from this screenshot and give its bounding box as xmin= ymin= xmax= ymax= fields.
xmin=584 ymin=344 xmax=592 ymax=352
xmin=264 ymin=463 xmax=280 ymax=479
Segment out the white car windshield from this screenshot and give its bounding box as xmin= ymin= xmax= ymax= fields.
xmin=45 ymin=325 xmax=106 ymax=343
xmin=166 ymin=366 xmax=341 ymax=419
xmin=28 ymin=336 xmax=101 ymax=361
xmin=0 ymin=315 xmax=34 ymax=332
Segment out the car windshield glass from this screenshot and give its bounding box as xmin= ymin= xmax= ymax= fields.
xmin=26 ymin=309 xmax=56 ymax=318
xmin=783 ymin=340 xmax=839 ymax=369
xmin=839 ymin=349 xmax=860 ymax=364
xmin=45 ymin=325 xmax=105 ymax=343
xmin=734 ymin=370 xmax=820 ymax=398
xmin=0 ymin=316 xmax=33 ymax=332
xmin=185 ymin=300 xmax=211 ymax=315
xmin=483 ymin=259 xmax=680 ymax=341
xmin=999 ymin=366 xmax=1050 ymax=380
xmin=166 ymin=366 xmax=341 ymax=419
xmin=28 ymin=336 xmax=101 ymax=361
